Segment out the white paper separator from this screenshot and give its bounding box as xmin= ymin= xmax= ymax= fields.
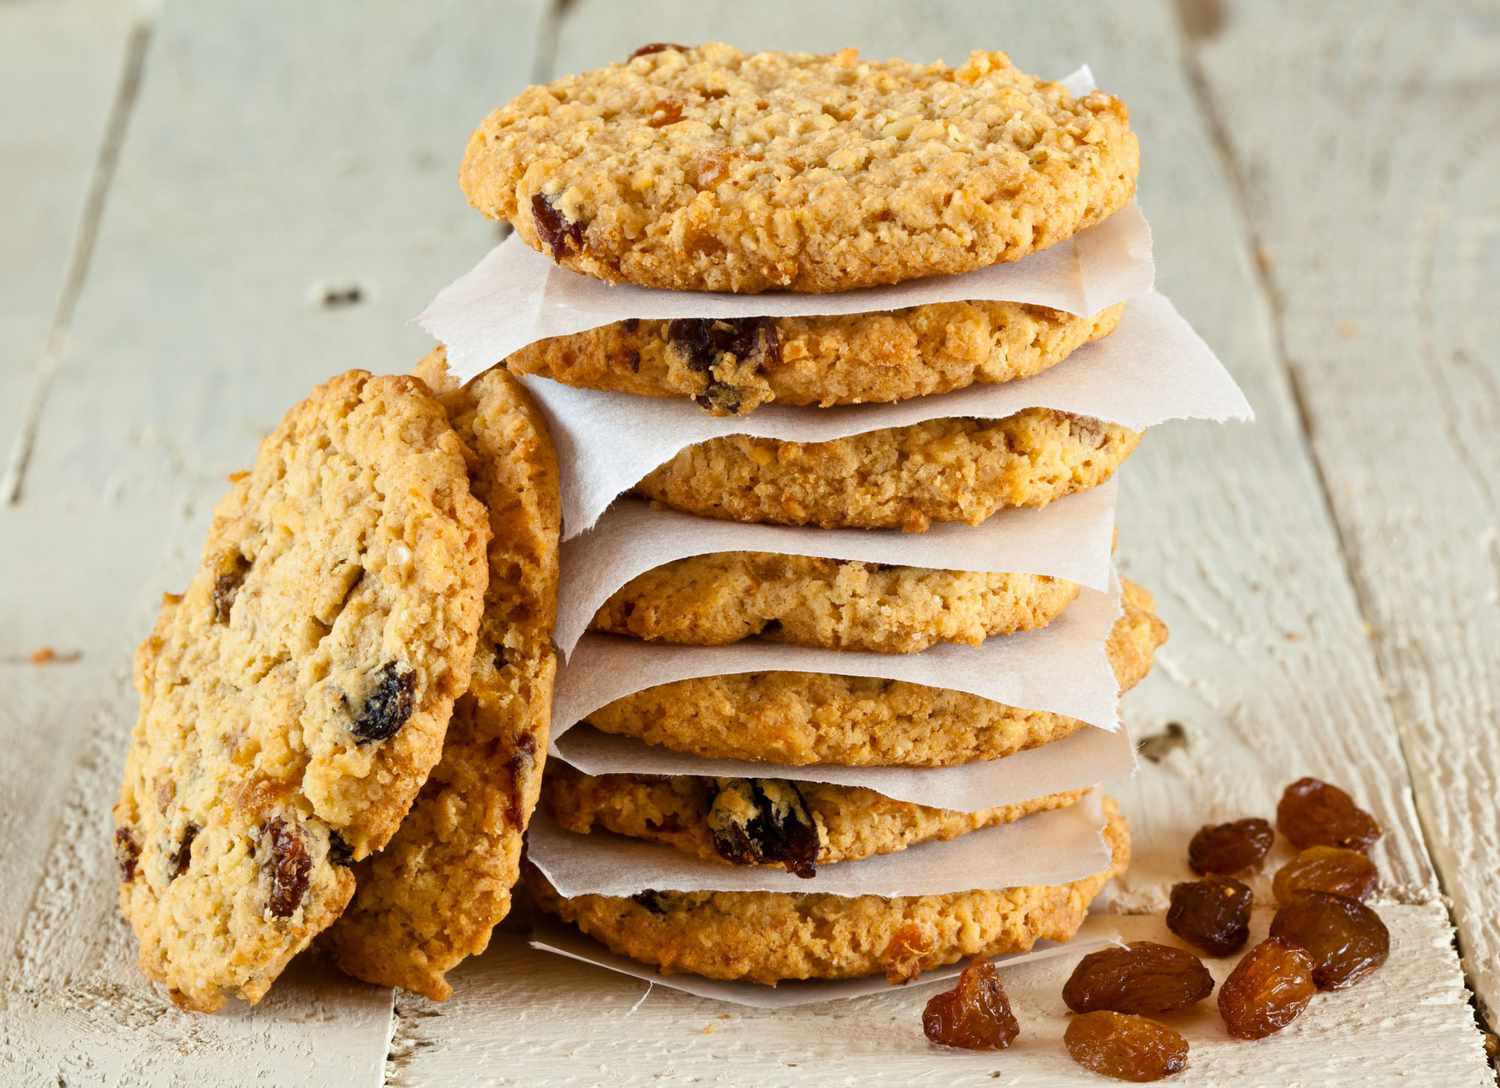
xmin=553 ymin=721 xmax=1136 ymax=814
xmin=528 ymin=790 xmax=1109 ymax=899
xmin=527 ymin=918 xmax=1125 ymax=1010
xmin=511 ymin=291 xmax=1250 ymax=537
xmin=552 ymin=578 xmax=1122 ymax=740
xmin=554 ymin=478 xmax=1117 ymax=657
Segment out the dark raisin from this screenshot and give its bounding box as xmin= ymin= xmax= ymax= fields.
xmin=1062 ymin=941 xmax=1214 ymax=1015
xmin=1217 ymin=937 xmax=1317 ymax=1039
xmin=667 ymin=317 xmax=780 ymax=415
xmin=1188 ymin=817 xmax=1273 ymax=876
xmin=1273 ymin=846 xmax=1378 ymax=905
xmin=114 ymin=827 xmax=140 ymax=883
xmin=629 ymin=42 xmax=691 ymax=60
xmin=622 ymin=318 xmax=640 ymax=332
xmin=1065 ymin=1011 xmax=1188 ymax=1082
xmin=506 ymin=733 xmax=539 ymax=829
xmin=1166 ymin=876 xmax=1252 ymax=957
xmin=212 ymin=555 xmax=249 ymax=624
xmin=531 ymin=193 xmax=585 ymax=258
xmin=922 ymin=960 xmax=1019 ymax=1050
xmin=1277 ymin=777 xmax=1382 ymax=853
xmin=1269 ymin=892 xmax=1389 ymax=990
xmin=351 ymin=662 xmax=416 ymax=744
xmin=328 ymin=830 xmax=354 ymax=867
xmin=705 ymin=778 xmax=819 ymax=878
xmin=631 ymin=890 xmax=668 ymax=915
xmin=167 ymin=823 xmax=199 ymax=880
xmin=262 ymin=817 xmax=312 ymax=918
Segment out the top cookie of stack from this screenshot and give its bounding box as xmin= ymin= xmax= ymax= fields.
xmin=462 ymin=42 xmax=1137 ymax=295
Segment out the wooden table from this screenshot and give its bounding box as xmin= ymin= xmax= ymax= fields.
xmin=3 ymin=2 xmax=1495 ymax=1084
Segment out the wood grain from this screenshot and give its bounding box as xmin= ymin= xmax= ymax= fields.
xmin=0 ymin=1 xmax=547 ymax=1082
xmin=1188 ymin=0 xmax=1500 ymax=1021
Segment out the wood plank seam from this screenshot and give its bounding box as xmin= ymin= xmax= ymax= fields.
xmin=2 ymin=15 xmax=153 ymax=508
xmin=1167 ymin=0 xmax=1494 ymax=1046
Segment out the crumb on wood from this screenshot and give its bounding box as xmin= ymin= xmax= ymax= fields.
xmin=27 ymin=646 xmax=81 ymax=665
xmin=1137 ymin=721 xmax=1189 ymax=763
xmin=1336 ymin=320 xmax=1360 ymax=339
xmin=702 ymin=1023 xmax=716 ymax=1035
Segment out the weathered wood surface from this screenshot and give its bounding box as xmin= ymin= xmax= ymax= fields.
xmin=0 ymin=1 xmax=546 ymax=1083
xmin=1189 ymin=0 xmax=1500 ymax=1023
xmin=0 ymin=0 xmax=1494 ymax=1084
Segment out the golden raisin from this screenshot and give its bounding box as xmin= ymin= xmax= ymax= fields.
xmin=1188 ymin=818 xmax=1273 ymax=876
xmin=1065 ymin=1011 xmax=1188 ymax=1082
xmin=1063 ymin=941 xmax=1213 ymax=1015
xmin=1217 ymin=937 xmax=1317 ymax=1039
xmin=1273 ymin=846 xmax=1378 ymax=906
xmin=1166 ymin=876 xmax=1252 ymax=957
xmin=1277 ymin=777 xmax=1381 ymax=853
xmin=1270 ymin=892 xmax=1389 ymax=990
xmin=922 ymin=960 xmax=1020 ymax=1050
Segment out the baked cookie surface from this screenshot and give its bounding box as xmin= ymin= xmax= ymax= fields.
xmin=328 ymin=350 xmax=562 ymax=1001
xmin=586 ymin=580 xmax=1165 ymax=766
xmin=506 ymin=303 xmax=1124 ymax=416
xmin=634 ymin=409 xmax=1141 ymax=532
xmin=542 ymin=764 xmax=1085 ymax=874
xmin=529 ymin=799 xmax=1129 ymax=983
xmin=462 ymin=43 xmax=1138 ymax=293
xmin=592 ymin=552 xmax=1079 ymax=653
xmin=114 ymin=370 xmax=489 ymax=1011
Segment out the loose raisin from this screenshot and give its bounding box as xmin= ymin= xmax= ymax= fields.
xmin=1269 ymin=892 xmax=1389 ymax=990
xmin=1065 ymin=1011 xmax=1188 ymax=1082
xmin=705 ymin=778 xmax=819 ymax=877
xmin=1277 ymin=777 xmax=1382 ymax=853
xmin=1063 ymin=941 xmax=1213 ymax=1015
xmin=922 ymin=960 xmax=1019 ymax=1050
xmin=629 ymin=42 xmax=691 ymax=60
xmin=351 ymin=662 xmax=416 ymax=743
xmin=167 ymin=823 xmax=199 ymax=880
xmin=1273 ymin=846 xmax=1378 ymax=905
xmin=114 ymin=827 xmax=140 ymax=883
xmin=1217 ymin=937 xmax=1316 ymax=1039
xmin=532 ymin=193 xmax=585 ymax=257
xmin=262 ymin=817 xmax=312 ymax=918
xmin=1166 ymin=876 xmax=1252 ymax=957
xmin=1188 ymin=818 xmax=1273 ymax=876
xmin=328 ymin=830 xmax=354 ymax=867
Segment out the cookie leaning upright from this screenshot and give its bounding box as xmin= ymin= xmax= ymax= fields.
xmin=114 ymin=371 xmax=489 ymax=1012
xmin=327 ymin=348 xmax=561 ymax=1001
xmin=461 ymin=42 xmax=1139 ymax=293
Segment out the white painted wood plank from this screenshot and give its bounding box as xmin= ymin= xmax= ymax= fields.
xmin=391 ymin=903 xmax=1491 ymax=1087
xmin=0 ymin=1 xmax=547 ymax=1083
xmin=1188 ymin=0 xmax=1500 ymax=1021
xmin=0 ymin=0 xmax=137 ymax=494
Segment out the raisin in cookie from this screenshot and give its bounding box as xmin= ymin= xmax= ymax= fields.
xmin=635 ymin=409 xmax=1140 ymax=532
xmin=328 ymin=350 xmax=561 ymax=1001
xmin=462 ymin=44 xmax=1138 ymax=293
xmin=543 ymin=763 xmax=1086 ymax=875
xmin=593 ymin=553 xmax=1079 ymax=653
xmin=115 ymin=371 xmax=489 ymax=1012
xmin=586 ymin=580 xmax=1165 ymax=766
xmin=528 ymin=799 xmax=1128 ymax=983
xmin=506 ymin=303 xmax=1124 ymax=416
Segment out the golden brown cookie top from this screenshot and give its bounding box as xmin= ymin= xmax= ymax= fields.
xmin=462 ymin=43 xmax=1138 ymax=293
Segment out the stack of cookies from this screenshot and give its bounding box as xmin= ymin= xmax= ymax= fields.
xmin=447 ymin=42 xmax=1190 ymax=990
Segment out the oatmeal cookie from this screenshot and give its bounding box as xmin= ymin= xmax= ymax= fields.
xmin=114 ymin=371 xmax=489 ymax=1012
xmin=542 ymin=763 xmax=1085 ymax=874
xmin=462 ymin=43 xmax=1138 ymax=293
xmin=586 ymin=580 xmax=1165 ymax=766
xmin=506 ymin=303 xmax=1124 ymax=415
xmin=634 ymin=409 xmax=1141 ymax=531
xmin=592 ymin=553 xmax=1079 ymax=653
xmin=528 ymin=799 xmax=1129 ymax=983
xmin=328 ymin=350 xmax=561 ymax=1001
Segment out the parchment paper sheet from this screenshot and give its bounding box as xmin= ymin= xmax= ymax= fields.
xmin=555 ymin=479 xmax=1116 ymax=656
xmin=554 ymin=722 xmax=1135 ymax=813
xmin=528 ymin=791 xmax=1108 ymax=899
